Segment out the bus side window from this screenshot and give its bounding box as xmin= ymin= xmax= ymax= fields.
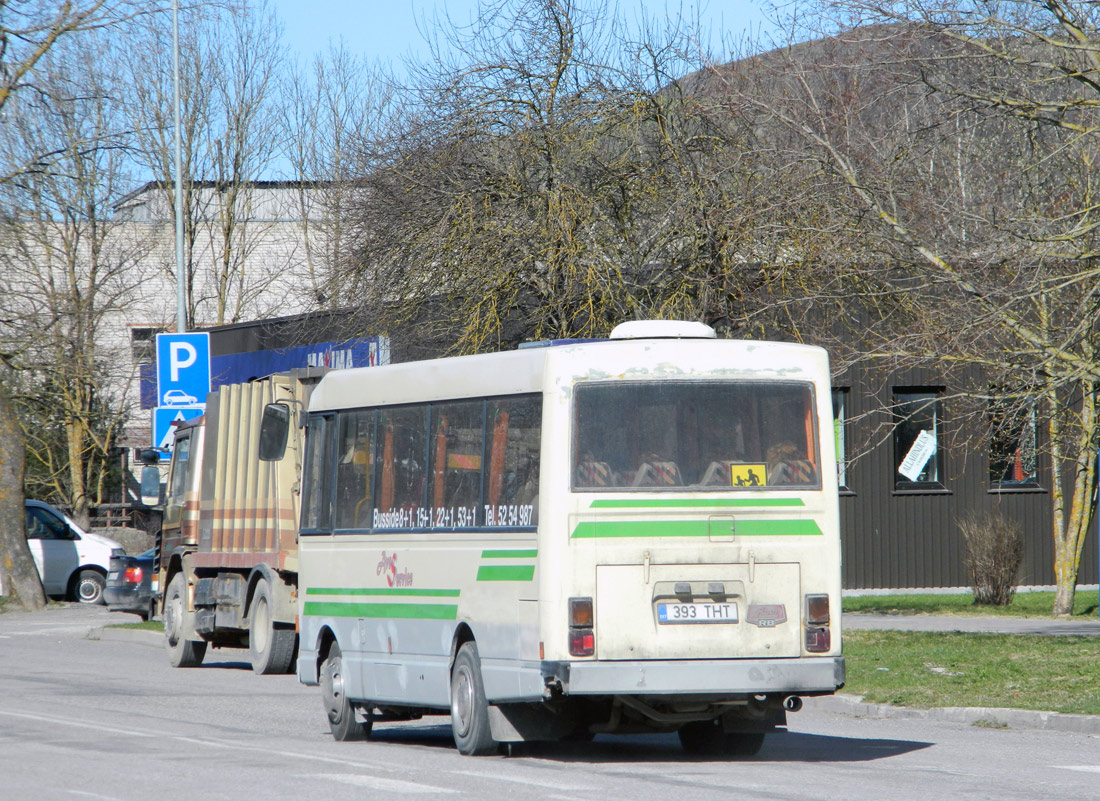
xmin=374 ymin=406 xmax=429 ymax=524
xmin=301 ymin=415 xmax=334 ymax=532
xmin=486 ymin=396 xmax=541 ymax=526
xmin=429 ymin=400 xmax=483 ymax=527
xmin=334 ymin=410 xmax=374 ymax=529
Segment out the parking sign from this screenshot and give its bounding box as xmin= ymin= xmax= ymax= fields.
xmin=156 ymin=333 xmax=211 ymax=408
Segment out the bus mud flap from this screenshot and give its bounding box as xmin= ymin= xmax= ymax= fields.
xmin=488 ymin=703 xmax=574 ymax=743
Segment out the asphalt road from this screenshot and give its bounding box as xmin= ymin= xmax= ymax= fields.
xmin=1 ymin=604 xmax=1099 ymax=801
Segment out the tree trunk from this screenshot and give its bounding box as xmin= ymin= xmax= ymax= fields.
xmin=1046 ymin=377 xmax=1097 ymax=617
xmin=67 ymin=417 xmax=91 ymax=530
xmin=0 ymin=389 xmax=46 ymax=611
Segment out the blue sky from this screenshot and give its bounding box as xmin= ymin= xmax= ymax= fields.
xmin=272 ymin=0 xmax=773 ymax=66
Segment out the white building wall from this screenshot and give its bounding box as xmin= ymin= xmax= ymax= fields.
xmin=104 ymin=184 xmax=334 ymax=448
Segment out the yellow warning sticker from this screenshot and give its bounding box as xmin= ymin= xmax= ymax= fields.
xmin=730 ymin=464 xmax=767 ymax=487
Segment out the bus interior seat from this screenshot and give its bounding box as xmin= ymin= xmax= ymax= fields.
xmin=632 ymin=460 xmax=682 ymax=487
xmin=576 ymin=460 xmax=615 ymax=487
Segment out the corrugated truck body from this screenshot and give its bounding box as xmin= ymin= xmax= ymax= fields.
xmin=158 ymin=370 xmax=319 ymax=672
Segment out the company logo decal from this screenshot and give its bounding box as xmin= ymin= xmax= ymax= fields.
xmin=376 ymin=551 xmax=413 ymax=587
xmin=745 ymin=604 xmax=787 ymax=628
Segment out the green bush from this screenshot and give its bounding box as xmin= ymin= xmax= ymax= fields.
xmin=958 ymin=511 xmax=1023 ymax=606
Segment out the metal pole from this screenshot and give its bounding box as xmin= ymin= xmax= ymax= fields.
xmin=172 ymin=0 xmax=187 ymax=333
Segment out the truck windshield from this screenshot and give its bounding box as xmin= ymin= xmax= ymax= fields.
xmin=572 ymin=380 xmax=820 ymax=491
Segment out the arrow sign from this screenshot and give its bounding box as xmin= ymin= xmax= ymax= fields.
xmin=153 ymin=406 xmax=205 ymax=451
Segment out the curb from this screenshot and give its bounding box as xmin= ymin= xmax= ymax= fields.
xmin=806 ymin=693 xmax=1100 ymax=735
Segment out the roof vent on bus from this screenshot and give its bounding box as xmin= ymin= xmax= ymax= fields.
xmin=609 ymin=320 xmax=717 ymax=340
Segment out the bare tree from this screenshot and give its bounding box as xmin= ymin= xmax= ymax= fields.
xmin=121 ymin=0 xmax=290 ymax=328
xmin=0 ymin=0 xmax=163 ymax=610
xmin=280 ymin=44 xmax=394 ymax=308
xmin=0 ymin=31 xmax=154 ymax=528
xmin=709 ymin=3 xmax=1100 ymax=614
xmin=337 ymin=0 xmax=827 ymax=354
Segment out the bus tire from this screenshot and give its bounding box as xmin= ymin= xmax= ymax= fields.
xmin=320 ymin=642 xmax=369 ymax=741
xmin=450 ymin=641 xmax=496 ymax=756
xmin=248 ymin=578 xmax=296 ymax=675
xmin=727 ymin=731 xmax=766 ymax=756
xmin=164 ymin=573 xmax=206 ymax=668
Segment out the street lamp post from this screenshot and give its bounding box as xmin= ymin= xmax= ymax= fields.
xmin=172 ymin=0 xmax=186 ymax=333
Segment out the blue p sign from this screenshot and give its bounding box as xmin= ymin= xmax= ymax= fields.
xmin=168 ymin=340 xmax=197 ymax=381
xmin=156 ymin=333 xmax=211 ymax=407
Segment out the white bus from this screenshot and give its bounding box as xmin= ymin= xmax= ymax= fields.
xmin=283 ymin=320 xmax=844 ymax=756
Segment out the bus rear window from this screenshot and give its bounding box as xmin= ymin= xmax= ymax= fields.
xmin=572 ymin=381 xmax=820 ymax=491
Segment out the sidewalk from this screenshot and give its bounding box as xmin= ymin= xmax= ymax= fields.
xmin=811 ymin=612 xmax=1100 ymax=735
xmin=843 ymin=612 xmax=1100 ymax=637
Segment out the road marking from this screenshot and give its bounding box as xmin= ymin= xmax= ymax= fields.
xmin=451 ymin=769 xmax=595 ymax=792
xmin=0 ymin=709 xmax=155 ymax=738
xmin=1057 ymin=766 xmax=1100 ymax=773
xmin=307 ymin=773 xmax=458 ymax=794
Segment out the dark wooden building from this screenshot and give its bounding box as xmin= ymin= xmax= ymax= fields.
xmin=834 ymin=362 xmax=1099 ymax=591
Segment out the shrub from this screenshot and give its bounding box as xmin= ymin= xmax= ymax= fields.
xmin=958 ymin=511 xmax=1024 ymax=606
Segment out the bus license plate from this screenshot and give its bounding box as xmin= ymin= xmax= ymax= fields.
xmin=658 ymin=602 xmax=738 ymax=624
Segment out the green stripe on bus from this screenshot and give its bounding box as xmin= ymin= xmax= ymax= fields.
xmin=570 ymin=519 xmax=823 ymax=539
xmin=476 ymin=565 xmax=536 ymax=582
xmin=589 ymin=498 xmax=805 ymax=509
xmin=303 ymin=601 xmax=459 ymax=620
xmin=481 ymin=549 xmax=538 ymax=559
xmin=306 ymin=587 xmax=461 ymax=597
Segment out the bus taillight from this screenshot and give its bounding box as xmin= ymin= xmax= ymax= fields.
xmin=805 ymin=594 xmax=831 ymax=653
xmin=569 ymin=597 xmax=595 ymax=657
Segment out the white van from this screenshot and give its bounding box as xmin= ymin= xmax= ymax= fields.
xmin=24 ymin=500 xmax=122 ymax=604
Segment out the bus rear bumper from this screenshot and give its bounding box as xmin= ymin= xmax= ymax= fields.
xmin=548 ymin=656 xmax=845 ymax=696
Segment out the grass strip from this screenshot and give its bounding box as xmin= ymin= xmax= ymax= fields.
xmin=843 ymin=590 xmax=1099 ymax=619
xmin=843 ymin=630 xmax=1100 ymax=716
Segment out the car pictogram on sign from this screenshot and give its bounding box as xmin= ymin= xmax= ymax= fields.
xmin=162 ymin=389 xmax=199 ymax=405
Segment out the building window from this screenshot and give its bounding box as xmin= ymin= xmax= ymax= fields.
xmin=130 ymin=327 xmax=165 ymax=365
xmin=832 ymin=388 xmax=849 ymax=489
xmin=893 ymin=388 xmax=945 ymax=490
xmin=990 ymin=400 xmax=1039 ymax=489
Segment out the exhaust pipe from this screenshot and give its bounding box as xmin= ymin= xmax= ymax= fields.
xmin=783 ymin=696 xmax=803 ymax=713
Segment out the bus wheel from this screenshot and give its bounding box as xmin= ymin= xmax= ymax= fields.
xmin=164 ymin=573 xmax=206 ymax=668
xmin=320 ymin=642 xmax=369 ymax=741
xmin=450 ymin=641 xmax=496 ymax=755
xmin=727 ymin=732 xmax=766 ymax=756
xmin=248 ymin=578 xmax=296 ymax=675
xmin=678 ymin=720 xmax=765 ymax=757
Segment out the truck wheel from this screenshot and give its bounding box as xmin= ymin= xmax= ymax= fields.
xmin=320 ymin=642 xmax=370 ymax=741
xmin=164 ymin=573 xmax=207 ymax=668
xmin=248 ymin=578 xmax=296 ymax=675
xmin=450 ymin=641 xmax=496 ymax=756
xmin=74 ymin=569 xmax=106 ymax=605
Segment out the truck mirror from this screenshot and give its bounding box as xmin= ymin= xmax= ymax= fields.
xmin=259 ymin=402 xmax=291 ymax=461
xmin=138 ymin=448 xmax=161 ymax=466
xmin=140 ymin=465 xmax=162 ymax=506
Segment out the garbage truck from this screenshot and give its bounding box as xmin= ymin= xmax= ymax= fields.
xmin=156 ymin=370 xmax=320 ymax=672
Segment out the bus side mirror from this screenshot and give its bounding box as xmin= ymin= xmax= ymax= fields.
xmin=259 ymin=402 xmax=291 ymax=461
